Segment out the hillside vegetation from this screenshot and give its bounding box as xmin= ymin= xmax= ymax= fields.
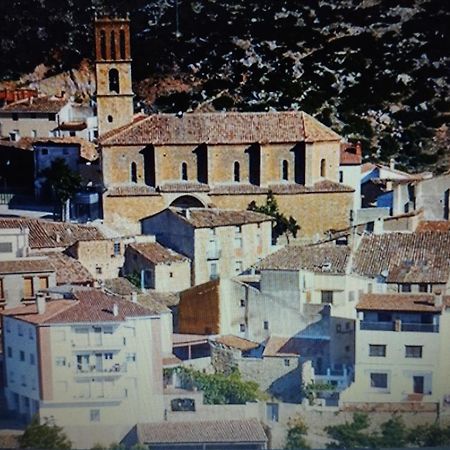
xmin=1 ymin=0 xmax=449 ymax=172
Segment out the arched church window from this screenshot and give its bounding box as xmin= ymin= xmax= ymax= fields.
xmin=131 ymin=162 xmax=137 ymax=183
xmin=120 ymin=29 xmax=126 ymax=59
xmin=181 ymin=162 xmax=188 ymax=181
xmin=110 ymin=30 xmax=116 ymax=60
xmin=108 ymin=69 xmax=120 ymax=93
xmin=320 ymin=158 xmax=326 ymax=178
xmin=282 ymin=160 xmax=289 ymax=181
xmin=233 ymin=161 xmax=240 ymax=182
xmin=100 ymin=30 xmax=106 ymax=60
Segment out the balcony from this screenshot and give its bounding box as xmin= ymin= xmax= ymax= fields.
xmin=206 ymin=248 xmax=221 ymax=260
xmin=71 ymin=338 xmax=125 ymax=350
xmin=360 ymin=321 xmax=439 ymax=333
xmin=75 ymin=363 xmax=127 ymax=377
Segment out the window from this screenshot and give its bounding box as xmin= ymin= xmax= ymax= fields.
xmin=284 ymin=359 xmax=290 ymax=367
xmin=31 ymin=130 xmax=37 ymax=138
xmin=321 ymin=290 xmax=333 ymax=304
xmin=30 ymin=354 xmax=35 ymax=365
xmin=12 ymin=113 xmax=18 ymax=121
xmin=110 ymin=30 xmax=116 ymax=60
xmin=20 ymin=351 xmax=25 ymax=361
xmin=419 ymin=284 xmax=428 ymax=293
xmin=239 ymin=323 xmax=246 ymax=332
xmin=56 ymin=357 xmax=66 ymax=367
xmin=281 ymin=160 xmax=289 ymax=181
xmin=103 ymin=327 xmax=113 ymax=335
xmin=235 ymin=260 xmax=243 ymax=274
xmin=107 ymin=115 xmax=113 ymax=123
xmin=120 ymin=29 xmax=126 ymax=59
xmin=339 ymin=170 xmax=344 ymax=183
xmin=113 ymin=242 xmax=121 ymax=256
xmin=108 ymin=68 xmax=120 ymax=93
xmin=131 ymin=162 xmax=137 ymax=183
xmin=7 ymin=347 xmax=12 ymax=358
xmin=18 ymin=324 xmax=24 ymax=336
xmin=181 ymin=162 xmax=188 ymax=181
xmin=405 ymin=345 xmax=422 ymax=358
xmin=126 ymin=353 xmax=136 ymax=363
xmin=401 ymin=283 xmax=411 ymax=293
xmin=90 ymin=409 xmax=100 ymax=422
xmin=378 ymin=312 xmax=392 ymax=322
xmin=10 ymin=131 xmax=19 ymax=141
xmin=240 ymin=299 xmax=245 ymax=307
xmin=169 ymin=272 xmax=173 ymax=278
xmin=209 ymin=262 xmax=218 ymax=280
xmin=23 ymin=277 xmax=34 ymax=298
xmin=320 ymin=158 xmax=326 ymax=177
xmin=104 ymin=353 xmax=113 ymax=360
xmin=39 ymin=276 xmax=49 ymax=290
xmin=263 ymin=321 xmax=269 ymax=330
xmin=233 ymin=161 xmax=240 ymax=182
xmin=100 ymin=29 xmax=107 ymax=59
xmin=0 ymin=242 xmax=12 ymax=254
xmin=369 ymin=344 xmax=386 ymax=357
xmin=348 ymin=291 xmax=355 ymax=302
xmin=95 ymin=266 xmax=102 ymax=275
xmin=48 ymin=113 xmax=56 ymax=121
xmin=370 ymin=373 xmax=388 ymax=389
xmin=21 ymin=375 xmax=27 ymax=387
xmin=345 ymin=345 xmax=350 ymax=352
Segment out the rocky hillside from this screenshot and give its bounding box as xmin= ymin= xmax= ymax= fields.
xmin=1 ymin=0 xmax=449 ymax=172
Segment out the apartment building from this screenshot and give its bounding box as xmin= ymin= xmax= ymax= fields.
xmin=341 ymin=292 xmax=450 ymax=410
xmin=1 ymin=289 xmax=164 ymax=448
xmin=141 ymin=208 xmax=273 ymax=285
xmin=339 ymin=142 xmax=362 ymax=215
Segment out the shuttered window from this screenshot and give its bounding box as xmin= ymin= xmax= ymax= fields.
xmin=39 ymin=276 xmax=49 ymax=290
xmin=23 ymin=277 xmax=34 ymax=298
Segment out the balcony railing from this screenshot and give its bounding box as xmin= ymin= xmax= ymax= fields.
xmin=76 ymin=363 xmax=127 ymax=375
xmin=360 ymin=321 xmax=439 ymax=333
xmin=71 ymin=338 xmax=124 ymax=349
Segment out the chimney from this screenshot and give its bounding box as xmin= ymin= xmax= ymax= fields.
xmin=389 ymin=158 xmax=395 ymax=171
xmin=131 ymin=291 xmax=138 ymax=303
xmin=36 ymin=292 xmax=46 ymax=314
xmin=113 ymin=303 xmax=119 ymax=316
xmin=435 ymin=290 xmax=443 ymax=308
xmin=356 ymin=141 xmax=362 ymax=157
xmin=55 ymin=233 xmax=61 ymax=243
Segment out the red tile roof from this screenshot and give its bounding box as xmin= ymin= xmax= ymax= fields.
xmin=0 ymin=218 xmax=104 ymax=249
xmin=353 ymin=232 xmax=450 ymax=282
xmin=100 ymin=111 xmax=341 ymax=146
xmin=44 ymin=252 xmax=94 ymax=285
xmin=214 ymin=335 xmax=260 ymax=351
xmin=263 ymin=336 xmax=300 ymax=357
xmin=0 ymin=258 xmax=54 ymax=275
xmin=416 ymin=221 xmax=450 ymax=232
xmin=107 ymin=185 xmax=159 ymax=197
xmin=128 ymin=242 xmax=189 ymax=264
xmin=357 ymin=293 xmax=450 ymax=312
xmin=137 ymin=419 xmax=267 ymax=444
xmin=259 ymin=244 xmax=350 ymax=273
xmin=340 ymin=143 xmax=362 ymax=165
xmin=269 ymin=180 xmax=354 ymax=194
xmin=0 ymin=96 xmax=68 ymax=113
xmin=1 ymin=289 xmax=160 ymax=324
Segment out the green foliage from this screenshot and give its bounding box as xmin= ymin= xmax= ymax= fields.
xmin=126 ymin=271 xmax=141 ymax=289
xmin=175 ymin=367 xmax=261 ymax=405
xmin=325 ymin=413 xmax=373 ymax=449
xmin=408 ymin=422 xmax=450 ymax=447
xmin=248 ymin=191 xmax=300 ymax=243
xmin=374 ymin=414 xmax=408 ymax=448
xmin=19 ymin=415 xmax=72 ymax=450
xmin=284 ymin=416 xmax=310 ymax=450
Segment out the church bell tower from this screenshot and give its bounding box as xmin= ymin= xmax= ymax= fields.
xmin=94 ymin=15 xmax=134 ymax=136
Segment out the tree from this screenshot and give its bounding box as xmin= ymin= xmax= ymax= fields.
xmin=284 ymin=416 xmax=310 ymax=449
xmin=408 ymin=422 xmax=450 ymax=447
xmin=325 ymin=413 xmax=373 ymax=449
xmin=19 ymin=416 xmax=71 ymax=449
xmin=41 ymin=158 xmax=82 ymax=222
xmin=374 ymin=414 xmax=408 ymax=448
xmin=248 ymin=190 xmax=300 ymax=243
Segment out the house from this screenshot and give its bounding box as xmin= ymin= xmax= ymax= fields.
xmin=339 ymin=142 xmax=362 ymax=216
xmin=134 ymin=419 xmax=268 ymax=450
xmin=1 ymin=289 xmax=165 ymax=448
xmin=141 ymin=208 xmax=273 ymax=285
xmin=393 ymin=171 xmax=450 ymax=221
xmin=123 ymin=241 xmax=191 ymax=292
xmin=0 ymin=95 xmax=97 ymax=142
xmin=341 ymin=292 xmax=450 ymax=410
xmin=94 ymin=16 xmax=354 ymax=239
xmin=0 ymin=227 xmax=30 ymax=260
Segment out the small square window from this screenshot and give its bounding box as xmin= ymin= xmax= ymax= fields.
xmin=369 ymin=344 xmax=386 ymax=357
xmin=90 ymin=409 xmax=100 ymax=422
xmin=405 ymin=345 xmax=422 ymax=358
xmin=126 ymin=353 xmax=136 ymax=363
xmin=240 ymin=299 xmax=245 ymax=307
xmin=339 ymin=170 xmax=344 ymax=183
xmin=284 ymin=359 xmax=290 ymax=367
xmin=12 ymin=113 xmax=18 ymax=121
xmin=419 ymin=284 xmax=428 ymax=293
xmin=19 ymin=351 xmax=25 ymax=361
xmin=96 ymin=266 xmax=102 ymax=275
xmin=113 ymin=242 xmax=121 ymax=256
xmin=56 ymin=357 xmax=66 ymax=367
xmin=170 ymin=272 xmax=174 ymax=278
xmin=239 ymin=324 xmax=245 ymax=332
xmin=321 ymin=291 xmax=333 ymax=304
xmin=401 ymin=284 xmax=411 ymax=293
xmin=370 ymin=373 xmax=388 ymax=389
xmin=263 ymin=321 xmax=269 ymax=330
xmin=104 ymin=353 xmax=113 ymax=360
xmin=18 ymin=324 xmax=24 ymax=336
xmin=48 ymin=113 xmax=56 ymax=121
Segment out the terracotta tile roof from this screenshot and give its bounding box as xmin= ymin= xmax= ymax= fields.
xmin=357 ymin=293 xmax=450 ymax=312
xmin=103 ymin=278 xmax=140 ymax=296
xmin=159 ymin=182 xmax=210 ymax=193
xmin=263 ymin=336 xmax=301 ymax=357
xmin=361 ymin=162 xmax=377 ymax=174
xmin=1 ymin=289 xmax=161 ymax=325
xmin=259 ymin=244 xmax=350 ymax=273
xmin=0 ymin=96 xmax=68 ymax=113
xmin=416 ymin=221 xmax=450 ymax=232
xmin=138 ymin=291 xmax=180 ymax=308
xmin=100 ymin=111 xmax=341 ymax=146
xmin=107 ymin=185 xmax=159 ymax=197
xmin=162 ymin=354 xmax=182 ymax=366
xmin=172 ymin=333 xmax=209 ymax=345
xmin=352 ymin=232 xmax=450 ymax=282
xmin=137 ymin=419 xmax=267 ymax=444
xmin=33 ymin=137 xmax=98 ymax=161
xmin=43 ymin=252 xmax=94 ymax=285
xmin=215 ymin=335 xmax=260 ymax=351
xmin=340 ymin=143 xmax=362 ymax=165
xmin=129 ymin=242 xmax=189 ymax=264
xmin=269 ymin=180 xmax=354 ymax=194
xmin=171 ymin=207 xmax=273 ymax=228
xmin=209 ymin=184 xmax=268 ymax=195
xmin=0 ymin=137 xmax=34 ymax=150
xmin=0 ymin=218 xmax=104 ymax=249
xmin=0 ymin=258 xmax=54 ymax=275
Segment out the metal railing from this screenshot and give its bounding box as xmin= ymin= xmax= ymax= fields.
xmin=360 ymin=321 xmax=394 ymax=331
xmin=360 ymin=321 xmax=439 ymax=333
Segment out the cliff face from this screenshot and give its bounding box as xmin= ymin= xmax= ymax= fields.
xmin=1 ymin=0 xmax=449 ymax=172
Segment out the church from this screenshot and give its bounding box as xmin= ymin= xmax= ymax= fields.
xmin=95 ymin=16 xmax=355 ymax=240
